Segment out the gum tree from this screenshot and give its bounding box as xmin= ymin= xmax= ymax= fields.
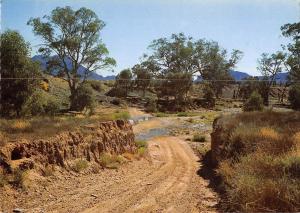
xmin=28 ymin=6 xmax=116 ymax=110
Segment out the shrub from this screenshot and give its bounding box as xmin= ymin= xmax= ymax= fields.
xmin=193 ymin=134 xmax=206 ymax=142
xmin=177 ymin=112 xmax=188 ymax=117
xmin=12 ymin=169 xmax=27 ymax=189
xmin=99 ymin=153 xmax=124 ymax=168
xmin=113 ymin=111 xmax=130 ymax=120
xmin=135 ymin=140 xmax=147 ymax=148
xmin=289 ymin=84 xmax=300 ymax=110
xmin=70 ymin=84 xmax=95 ymax=112
xmin=88 ymin=80 xmax=102 ymax=92
xmin=0 ymin=173 xmax=8 ymax=187
xmin=8 ymin=120 xmax=32 ymax=133
xmin=72 ymin=159 xmax=89 ymax=173
xmin=145 ymin=99 xmax=157 ymax=113
xmin=243 ymin=91 xmax=264 ymax=112
xmin=214 ymin=112 xmax=300 ymax=212
xmin=203 ymin=86 xmax=215 ymax=108
xmin=22 ymin=89 xmax=60 ymax=116
xmin=111 ymin=98 xmax=121 ymax=106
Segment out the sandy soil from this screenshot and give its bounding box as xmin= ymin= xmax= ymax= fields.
xmin=1 ymin=109 xmax=219 ymax=213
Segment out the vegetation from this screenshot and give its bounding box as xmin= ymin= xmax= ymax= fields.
xmin=99 ymin=153 xmax=125 ymax=169
xmin=289 ymin=84 xmax=300 ymax=110
xmin=28 ymin=6 xmax=116 ymax=110
xmin=72 ymin=159 xmax=89 ymax=173
xmin=257 ymin=52 xmax=286 ymax=105
xmin=214 ymin=111 xmax=300 ymax=212
xmin=0 ymin=30 xmax=41 ymax=117
xmin=192 ymin=134 xmax=206 ymax=142
xmin=114 ymin=69 xmax=133 ymax=97
xmin=70 ymin=84 xmax=95 ymax=113
xmin=243 ymin=91 xmax=264 ymax=112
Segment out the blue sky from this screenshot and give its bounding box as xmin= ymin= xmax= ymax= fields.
xmin=2 ymin=0 xmax=300 ymax=76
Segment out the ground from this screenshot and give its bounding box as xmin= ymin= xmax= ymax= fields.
xmin=1 ymin=107 xmax=221 ymax=213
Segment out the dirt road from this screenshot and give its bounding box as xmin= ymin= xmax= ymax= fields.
xmin=84 ymin=136 xmax=218 ymax=213
xmin=2 ymin=110 xmax=218 ymax=212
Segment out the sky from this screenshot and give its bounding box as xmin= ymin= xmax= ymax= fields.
xmin=2 ymin=0 xmax=300 ymax=76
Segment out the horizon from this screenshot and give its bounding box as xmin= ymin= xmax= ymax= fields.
xmin=2 ymin=0 xmax=300 ymax=76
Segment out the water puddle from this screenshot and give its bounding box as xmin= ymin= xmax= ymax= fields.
xmin=135 ymin=128 xmax=169 ymax=141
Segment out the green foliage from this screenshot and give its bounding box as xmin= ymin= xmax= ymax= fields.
xmin=132 ymin=63 xmax=152 ymax=96
xmin=114 ymin=69 xmax=133 ymax=97
xmin=239 ymin=77 xmax=261 ymax=99
xmin=70 ymin=84 xmax=95 ymax=112
xmin=257 ymin=52 xmax=286 ymax=105
xmin=72 ymin=159 xmax=89 ymax=173
xmin=281 ymin=22 xmax=300 ymax=81
xmin=88 ymin=80 xmax=102 ymax=92
xmin=193 ymin=134 xmax=206 ymax=142
xmin=113 ymin=111 xmax=130 ymax=120
xmin=0 ymin=30 xmax=41 ymax=117
xmin=145 ymin=98 xmax=157 ymax=113
xmin=99 ymin=153 xmax=125 ymax=169
xmin=177 ymin=112 xmax=188 ymax=117
xmin=135 ymin=140 xmax=147 ymax=149
xmin=21 ymin=89 xmax=61 ymax=116
xmin=203 ymin=85 xmax=216 ymax=108
xmin=243 ymin=91 xmax=264 ymax=112
xmin=289 ymin=84 xmax=300 ymax=110
xmin=28 ymin=6 xmax=116 ymax=110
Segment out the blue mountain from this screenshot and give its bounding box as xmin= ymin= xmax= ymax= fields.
xmin=32 ymin=55 xmax=115 ymax=80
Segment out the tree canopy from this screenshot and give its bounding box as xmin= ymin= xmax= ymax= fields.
xmin=0 ymin=30 xmax=41 ymax=117
xmin=28 ymin=6 xmax=116 ymax=110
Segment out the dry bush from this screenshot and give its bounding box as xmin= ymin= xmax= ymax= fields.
xmin=99 ymin=153 xmax=125 ymax=169
xmin=215 ymin=111 xmax=300 ymax=212
xmin=72 ymin=159 xmax=89 ymax=173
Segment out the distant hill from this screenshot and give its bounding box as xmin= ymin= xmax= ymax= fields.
xmin=229 ymin=70 xmax=250 ymax=81
xmin=32 ymin=55 xmax=116 ymax=80
xmin=195 ymin=70 xmax=289 ymax=83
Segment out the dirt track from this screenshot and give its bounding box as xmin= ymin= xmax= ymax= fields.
xmin=84 ymin=136 xmax=218 ymax=213
xmin=2 ymin=110 xmax=218 ymax=212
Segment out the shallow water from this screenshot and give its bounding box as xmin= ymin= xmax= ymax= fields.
xmin=135 ymin=127 xmax=169 ymax=141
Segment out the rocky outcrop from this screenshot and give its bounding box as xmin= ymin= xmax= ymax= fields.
xmin=0 ymin=120 xmax=136 ymax=172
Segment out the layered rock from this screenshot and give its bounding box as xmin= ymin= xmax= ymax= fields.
xmin=0 ymin=120 xmax=136 ymax=172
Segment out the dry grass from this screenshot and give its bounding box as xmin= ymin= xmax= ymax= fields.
xmin=0 ymin=108 xmax=130 ymax=141
xmin=215 ymin=111 xmax=300 ymax=212
xmin=99 ymin=153 xmax=125 ymax=169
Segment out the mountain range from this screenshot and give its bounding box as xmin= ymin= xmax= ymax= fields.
xmin=32 ymin=55 xmax=115 ymax=80
xmin=32 ymin=55 xmax=288 ymax=82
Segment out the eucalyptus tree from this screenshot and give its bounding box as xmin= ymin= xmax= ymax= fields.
xmin=132 ymin=63 xmax=152 ymax=97
xmin=143 ymin=33 xmax=195 ymax=104
xmin=192 ymin=40 xmax=242 ymax=98
xmin=281 ymin=22 xmax=300 ymax=81
xmin=257 ymin=52 xmax=286 ymax=105
xmin=28 ymin=6 xmax=116 ymax=110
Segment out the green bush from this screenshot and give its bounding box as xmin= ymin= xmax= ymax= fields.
xmin=70 ymin=84 xmax=95 ymax=112
xmin=72 ymin=159 xmax=89 ymax=173
xmin=135 ymin=140 xmax=147 ymax=148
xmin=88 ymin=80 xmax=102 ymax=92
xmin=193 ymin=134 xmax=206 ymax=142
xmin=289 ymin=84 xmax=300 ymax=110
xmin=203 ymin=86 xmax=216 ymax=108
xmin=243 ymin=91 xmax=264 ymax=112
xmin=145 ymin=99 xmax=157 ymax=113
xmin=22 ymin=89 xmax=60 ymax=116
xmin=177 ymin=112 xmax=188 ymax=117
